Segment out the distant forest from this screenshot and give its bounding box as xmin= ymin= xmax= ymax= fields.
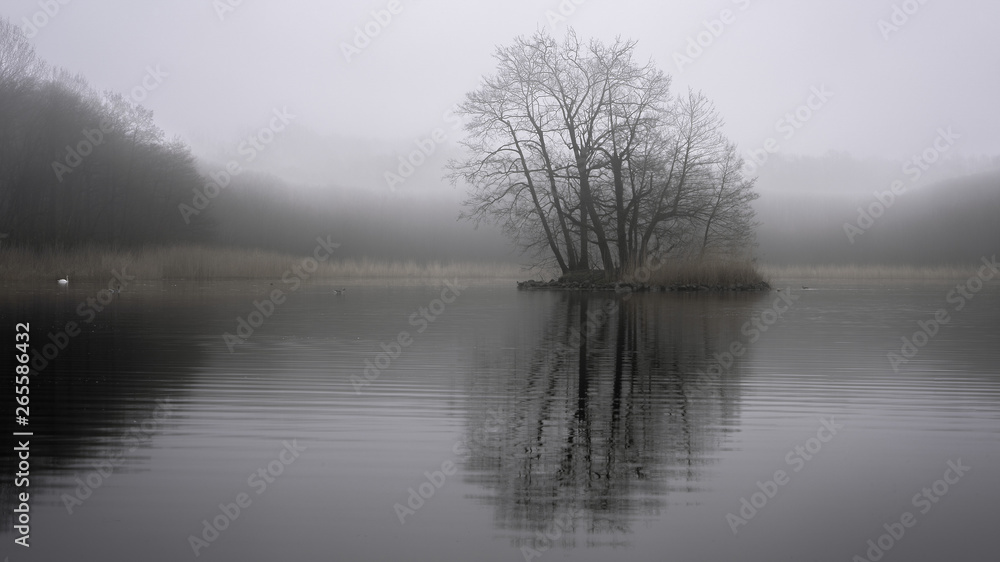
xmin=0 ymin=18 xmax=507 ymax=262
xmin=0 ymin=18 xmax=205 ymax=247
xmin=753 ymin=156 xmax=1000 ymax=265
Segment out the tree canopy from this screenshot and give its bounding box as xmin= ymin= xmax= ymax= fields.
xmin=449 ymin=30 xmax=758 ymax=275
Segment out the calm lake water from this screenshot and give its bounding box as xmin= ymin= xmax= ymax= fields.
xmin=2 ymin=276 xmax=998 ymax=561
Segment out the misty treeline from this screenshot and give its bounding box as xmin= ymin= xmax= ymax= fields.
xmin=0 ymin=18 xmax=505 ymax=263
xmin=450 ymin=30 xmax=758 ymax=275
xmin=754 ymin=159 xmax=1000 ymax=265
xmin=0 ymin=18 xmax=208 ymax=246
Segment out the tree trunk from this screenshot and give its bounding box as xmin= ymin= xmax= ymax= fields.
xmin=611 ymin=153 xmax=628 ymax=273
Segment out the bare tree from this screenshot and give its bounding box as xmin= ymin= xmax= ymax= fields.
xmin=0 ymin=18 xmax=45 ymax=88
xmin=697 ymin=143 xmax=759 ymax=259
xmin=450 ymin=30 xmax=759 ymax=276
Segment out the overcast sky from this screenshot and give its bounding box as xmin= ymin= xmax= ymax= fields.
xmin=6 ymin=0 xmax=999 ymax=166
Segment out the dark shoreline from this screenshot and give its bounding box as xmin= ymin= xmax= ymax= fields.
xmin=517 ymin=279 xmax=772 ymax=292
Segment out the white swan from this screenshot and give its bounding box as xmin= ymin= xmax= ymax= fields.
xmin=58 ymin=275 xmax=69 ymax=285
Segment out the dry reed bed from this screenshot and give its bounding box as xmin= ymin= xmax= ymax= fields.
xmin=763 ymin=263 xmax=979 ymax=281
xmin=637 ymin=260 xmax=768 ymax=287
xmin=0 ymin=245 xmax=531 ymax=281
xmin=2 ymin=244 xmax=978 ymax=283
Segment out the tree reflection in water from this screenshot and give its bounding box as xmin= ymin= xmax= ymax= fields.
xmin=460 ymin=291 xmax=760 ymax=548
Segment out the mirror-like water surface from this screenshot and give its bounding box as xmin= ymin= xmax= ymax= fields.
xmin=2 ymin=279 xmax=998 ymax=561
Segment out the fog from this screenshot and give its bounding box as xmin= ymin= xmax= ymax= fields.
xmin=3 ymin=0 xmax=998 ymax=264
xmin=4 ymin=5 xmax=1000 ymax=560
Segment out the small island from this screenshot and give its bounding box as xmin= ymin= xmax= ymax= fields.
xmin=517 ymin=265 xmax=770 ymax=293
